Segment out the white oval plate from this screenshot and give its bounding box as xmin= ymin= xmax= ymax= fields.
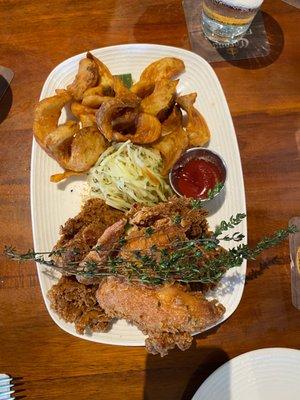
xmin=192 ymin=348 xmax=300 ymax=400
xmin=31 ymin=44 xmax=247 ymax=346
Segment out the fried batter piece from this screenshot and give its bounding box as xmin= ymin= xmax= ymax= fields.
xmin=48 ymin=276 xmax=112 ymax=334
xmin=177 ymin=93 xmax=210 ymax=147
xmin=113 ymin=113 xmax=162 ymax=144
xmin=97 ymin=278 xmax=225 ymax=356
xmin=152 ymin=127 xmax=188 ymax=176
xmin=127 ymin=196 xmax=208 ymax=238
xmin=131 ymin=57 xmax=185 ymax=98
xmin=48 ymin=126 xmax=108 ymax=173
xmin=66 ymin=55 xmax=98 ymax=101
xmin=52 ymin=198 xmax=123 ymax=269
xmin=140 ymin=79 xmax=178 ymax=120
xmin=33 ymin=89 xmax=72 ymax=150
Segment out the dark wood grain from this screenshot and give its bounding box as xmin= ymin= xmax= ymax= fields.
xmin=0 ymin=0 xmax=299 ymax=399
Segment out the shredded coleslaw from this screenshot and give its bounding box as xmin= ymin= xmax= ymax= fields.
xmin=87 ymin=141 xmax=172 ymax=211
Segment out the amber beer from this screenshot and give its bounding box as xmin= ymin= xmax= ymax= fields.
xmin=202 ymin=0 xmax=264 ymax=44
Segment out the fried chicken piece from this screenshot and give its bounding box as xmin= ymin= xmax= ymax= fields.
xmin=52 ymin=198 xmax=123 ymax=269
xmin=96 ymin=277 xmax=225 ymax=356
xmin=127 ymin=196 xmax=209 ymax=238
xmin=120 ymin=220 xmax=187 ymax=259
xmin=145 ymin=332 xmax=193 ymax=357
xmin=81 ymin=219 xmax=127 ymax=266
xmin=48 ymin=276 xmax=112 ymax=334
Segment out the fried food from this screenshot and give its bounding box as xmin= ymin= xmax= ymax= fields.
xmin=58 ymin=126 xmax=107 ymax=172
xmin=71 ymin=101 xmax=96 ymax=127
xmin=97 ymin=278 xmax=225 ymax=356
xmin=66 ymin=55 xmax=98 ymax=101
xmin=95 ymin=97 xmax=140 ymax=141
xmin=48 ymin=275 xmax=112 ymax=334
xmin=113 ymin=113 xmax=161 ymax=144
xmin=50 ymin=171 xmax=83 ymax=183
xmin=45 ymin=120 xmax=79 ymax=159
xmin=33 ymin=54 xmax=211 ymax=182
xmin=113 ymin=76 xmax=139 ymax=101
xmin=112 ymin=109 xmax=139 ymax=132
xmin=87 ymin=51 xmax=115 ymax=95
xmin=152 ymin=125 xmax=188 ymax=176
xmin=81 ymin=219 xmax=127 ymax=267
xmin=126 ymin=196 xmax=208 ymax=238
xmin=130 ymin=81 xmax=155 ymax=99
xmin=131 ymin=57 xmax=185 ymax=96
xmin=33 ymin=89 xmax=72 ymax=149
xmin=161 ymin=105 xmax=182 ymax=136
xmin=140 ymin=79 xmax=178 ymax=120
xmin=140 ymin=57 xmax=185 ymax=82
xmin=48 ymin=197 xmax=227 ymax=355
xmin=177 ymin=93 xmax=210 ymax=147
xmin=120 ymin=222 xmax=187 ymax=260
xmin=52 ymin=198 xmax=123 ymax=270
xmin=82 ymin=95 xmax=112 ymax=108
xmin=45 ymin=122 xmax=107 ymax=174
xmin=82 ymin=195 xmax=209 ymax=272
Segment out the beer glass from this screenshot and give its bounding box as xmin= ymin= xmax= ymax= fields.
xmin=202 ymin=0 xmax=264 ymax=44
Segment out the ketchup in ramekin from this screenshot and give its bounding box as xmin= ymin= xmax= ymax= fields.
xmin=169 ymin=148 xmax=227 ymax=202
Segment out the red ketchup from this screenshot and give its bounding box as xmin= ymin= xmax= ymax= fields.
xmin=172 ymin=158 xmax=223 ymax=199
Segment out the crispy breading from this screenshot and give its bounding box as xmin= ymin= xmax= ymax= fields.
xmin=66 ymin=56 xmax=98 ymax=101
xmin=177 ymin=93 xmax=210 ymax=147
xmin=48 ymin=276 xmax=112 ymax=334
xmin=33 ymin=89 xmax=72 ymax=149
xmin=97 ymin=277 xmax=225 ymax=356
xmin=52 ymin=198 xmax=123 ymax=269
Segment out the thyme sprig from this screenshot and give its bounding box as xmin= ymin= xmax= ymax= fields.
xmin=3 ymin=217 xmax=297 ymax=285
xmin=207 ymin=182 xmax=224 ymax=199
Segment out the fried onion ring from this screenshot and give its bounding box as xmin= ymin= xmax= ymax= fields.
xmin=95 ymin=97 xmax=140 ymax=141
xmin=113 ymin=113 xmax=161 ymax=144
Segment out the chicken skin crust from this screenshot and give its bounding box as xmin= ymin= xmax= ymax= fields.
xmin=96 ymin=277 xmax=225 ymax=356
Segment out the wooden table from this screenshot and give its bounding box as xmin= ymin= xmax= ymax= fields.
xmin=0 ymin=0 xmax=299 ymax=399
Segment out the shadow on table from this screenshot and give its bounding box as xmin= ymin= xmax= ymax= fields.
xmin=143 ymin=342 xmax=230 ymax=400
xmin=0 ymin=76 xmax=13 ymax=124
xmin=215 ymin=12 xmax=284 ymax=70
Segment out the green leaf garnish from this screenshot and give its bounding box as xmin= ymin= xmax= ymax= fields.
xmin=115 ymin=73 xmax=133 ymax=89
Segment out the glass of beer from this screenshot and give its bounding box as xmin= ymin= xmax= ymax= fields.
xmin=202 ymin=0 xmax=264 ymax=44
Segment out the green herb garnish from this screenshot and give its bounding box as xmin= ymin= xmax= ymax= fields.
xmin=172 ymin=214 xmax=182 ymax=225
xmin=207 ymin=182 xmax=224 ymax=200
xmin=145 ymin=227 xmax=154 ymax=236
xmin=4 ymin=216 xmax=297 ymax=285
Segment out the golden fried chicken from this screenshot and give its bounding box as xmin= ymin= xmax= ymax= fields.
xmin=48 ymin=276 xmax=112 ymax=334
xmin=52 ymin=198 xmax=123 ymax=269
xmin=96 ymin=277 xmax=225 ymax=356
xmin=50 ymin=196 xmax=226 ymax=356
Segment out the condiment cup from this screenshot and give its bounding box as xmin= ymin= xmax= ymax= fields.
xmin=169 ymin=147 xmax=227 ymax=203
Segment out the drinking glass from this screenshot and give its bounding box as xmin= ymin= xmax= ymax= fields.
xmin=202 ymin=0 xmax=264 ymax=44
